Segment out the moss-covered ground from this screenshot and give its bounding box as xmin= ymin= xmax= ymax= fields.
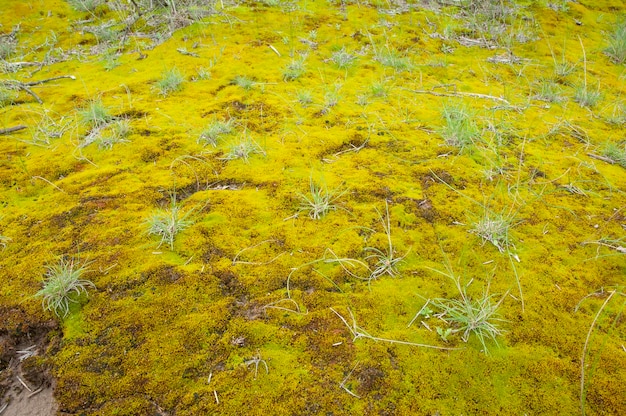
xmin=1 ymin=0 xmax=625 ymax=414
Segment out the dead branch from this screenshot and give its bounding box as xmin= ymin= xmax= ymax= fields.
xmin=404 ymin=88 xmax=511 ymax=106
xmin=0 ymin=125 xmax=27 ymax=135
xmin=587 ymin=153 xmax=616 ymax=165
xmin=0 ymin=75 xmax=75 ymax=104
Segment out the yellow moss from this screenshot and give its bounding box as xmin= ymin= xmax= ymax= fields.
xmin=1 ymin=0 xmax=625 ymax=414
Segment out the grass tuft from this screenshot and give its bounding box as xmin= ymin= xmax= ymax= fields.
xmin=283 ymin=57 xmax=306 ymax=81
xmin=469 ymin=210 xmax=518 ymax=253
xmin=199 ymin=119 xmax=235 ymax=146
xmin=297 ymin=178 xmax=345 ymax=219
xmin=440 ymin=102 xmax=480 ymax=152
xmin=431 ymin=279 xmax=507 ymax=354
xmin=600 ymin=142 xmax=626 ymax=168
xmin=364 ymin=201 xmax=409 ymax=280
xmin=155 ymin=67 xmax=185 ymax=96
xmin=605 ymin=19 xmax=626 ymax=64
xmin=35 ymin=258 xmax=95 ymax=318
xmin=222 ymin=134 xmax=265 ymax=162
xmin=80 ymin=99 xmax=113 ymax=127
xmin=146 ymin=196 xmax=194 ymax=250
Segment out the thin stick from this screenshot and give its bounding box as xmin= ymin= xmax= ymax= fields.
xmin=407 ymin=299 xmax=430 ymax=328
xmin=404 ymin=88 xmax=511 ymax=106
xmin=22 ymin=75 xmax=76 ymax=86
xmin=16 ymin=376 xmax=33 ymax=392
xmin=0 ymin=125 xmax=27 ymax=135
xmin=587 ymin=153 xmax=616 ymax=165
xmin=339 ymin=361 xmax=361 ymax=398
xmin=27 ymin=387 xmax=43 ymax=398
xmin=580 ymin=290 xmax=615 ymax=416
xmin=331 ymin=307 xmax=460 ymax=351
xmin=32 ymin=176 xmax=65 ymax=193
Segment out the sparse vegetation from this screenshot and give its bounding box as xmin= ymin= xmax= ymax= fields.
xmin=430 ymin=276 xmax=507 ymax=354
xmin=145 ymin=195 xmax=194 ymax=250
xmin=297 ymin=178 xmax=345 ymax=219
xmin=80 ymin=99 xmax=113 ymax=127
xmin=440 ymin=102 xmax=480 ymax=152
xmin=1 ymin=1 xmax=625 ymax=414
xmin=35 ymin=257 xmax=95 ymax=318
xmin=198 ymin=119 xmax=234 ymax=146
xmin=605 ymin=18 xmax=626 ymax=64
xmin=232 ymin=75 xmax=255 ymax=90
xmin=283 ymin=57 xmax=306 ymax=81
xmin=155 ymin=67 xmax=185 ymax=96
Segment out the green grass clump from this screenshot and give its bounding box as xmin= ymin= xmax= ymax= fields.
xmin=222 ymin=135 xmax=265 ymax=162
xmin=605 ymin=19 xmax=626 ymax=64
xmin=98 ymin=119 xmax=131 ymax=149
xmin=601 ymin=142 xmax=626 ymax=168
xmin=199 ymin=119 xmax=235 ymax=146
xmin=0 ymin=234 xmax=10 ymax=249
xmin=430 ymin=273 xmax=507 ymax=354
xmin=574 ymin=83 xmax=601 ymax=108
xmin=35 ymin=258 xmax=95 ymax=318
xmin=283 ymin=57 xmax=306 ymax=81
xmin=232 ymin=75 xmax=255 ymax=90
xmin=330 ymin=47 xmax=356 ymax=69
xmin=80 ymin=99 xmax=113 ymax=127
xmin=155 ymin=67 xmax=185 ymax=96
xmin=364 ymin=202 xmax=408 ymax=280
xmin=440 ymin=102 xmax=480 ymax=152
xmin=296 ymin=89 xmax=313 ymax=106
xmin=145 ymin=196 xmax=194 ymax=250
xmin=0 ymin=86 xmax=17 ymax=108
xmin=470 ymin=210 xmax=518 ymax=253
xmin=374 ymin=46 xmax=412 ymax=72
xmin=297 ymin=178 xmax=345 ymax=219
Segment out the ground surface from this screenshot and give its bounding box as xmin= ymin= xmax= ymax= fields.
xmin=0 ymin=0 xmax=625 ymax=415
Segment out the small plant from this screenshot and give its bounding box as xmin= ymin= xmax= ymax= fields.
xmin=295 ymin=89 xmax=313 ymax=106
xmin=321 ymin=85 xmax=341 ymax=114
xmin=470 ymin=209 xmax=518 ymax=253
xmin=199 ymin=119 xmax=234 ymax=146
xmin=440 ymin=102 xmax=480 ymax=152
xmin=297 ymin=178 xmax=345 ymax=219
xmin=232 ymin=75 xmax=255 ymax=90
xmin=574 ymin=83 xmax=601 ymax=108
xmin=0 ymin=86 xmax=17 ymax=108
xmin=431 ymin=279 xmax=506 ymax=353
xmin=195 ymin=66 xmax=212 ymax=80
xmin=80 ymin=99 xmax=113 ymax=127
xmin=0 ymin=40 xmax=16 ymax=60
xmin=369 ymin=78 xmax=391 ymax=99
xmin=222 ymin=134 xmax=265 ymax=162
xmin=145 ymin=195 xmax=194 ymax=250
xmin=283 ymin=57 xmax=306 ymax=81
xmin=374 ymin=46 xmax=412 ymax=72
xmin=533 ymin=78 xmax=564 ymax=103
xmin=427 ymin=264 xmax=507 ymax=354
xmin=575 ymin=37 xmax=601 ymax=108
xmin=35 ymin=258 xmax=96 ymax=318
xmin=605 ymin=19 xmax=626 ymax=64
xmin=600 ymin=142 xmax=626 ymax=168
xmin=98 ymin=119 xmax=131 ymax=149
xmin=330 ymin=47 xmax=356 ymax=69
xmin=364 ymin=201 xmax=409 ymax=280
xmin=155 ymin=67 xmax=185 ymax=96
